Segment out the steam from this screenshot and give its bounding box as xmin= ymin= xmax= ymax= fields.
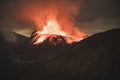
xmin=15 ymin=0 xmax=84 ymax=37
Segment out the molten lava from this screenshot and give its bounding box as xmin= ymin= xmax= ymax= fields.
xmin=15 ymin=0 xmax=87 ymax=45
xmin=30 ymin=19 xmax=87 ymax=45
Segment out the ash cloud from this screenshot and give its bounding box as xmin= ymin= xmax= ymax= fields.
xmin=12 ymin=0 xmax=84 ymax=37
xmin=14 ymin=0 xmax=82 ymax=30
xmin=0 ymin=0 xmax=120 ymax=36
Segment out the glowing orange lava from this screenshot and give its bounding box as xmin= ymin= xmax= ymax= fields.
xmin=15 ymin=0 xmax=87 ymax=45
xmin=32 ymin=19 xmax=87 ymax=45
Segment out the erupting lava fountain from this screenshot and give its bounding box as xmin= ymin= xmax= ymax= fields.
xmin=28 ymin=19 xmax=87 ymax=45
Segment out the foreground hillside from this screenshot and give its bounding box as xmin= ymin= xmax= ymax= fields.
xmin=0 ymin=28 xmax=120 ymax=80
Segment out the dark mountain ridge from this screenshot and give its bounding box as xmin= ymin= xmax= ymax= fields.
xmin=0 ymin=28 xmax=120 ymax=80
xmin=0 ymin=30 xmax=28 ymax=50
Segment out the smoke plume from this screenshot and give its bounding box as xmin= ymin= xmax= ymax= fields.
xmin=14 ymin=0 xmax=83 ymax=36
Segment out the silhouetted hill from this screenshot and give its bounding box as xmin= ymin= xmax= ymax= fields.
xmin=0 ymin=30 xmax=28 ymax=50
xmin=0 ymin=28 xmax=120 ymax=80
xmin=42 ymin=28 xmax=120 ymax=80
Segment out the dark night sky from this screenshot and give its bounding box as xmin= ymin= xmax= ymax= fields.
xmin=0 ymin=0 xmax=120 ymax=36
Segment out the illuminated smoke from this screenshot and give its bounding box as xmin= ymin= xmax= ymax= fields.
xmin=15 ymin=0 xmax=87 ymax=44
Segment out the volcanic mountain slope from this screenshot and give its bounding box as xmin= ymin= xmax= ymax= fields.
xmin=0 ymin=30 xmax=28 ymax=50
xmin=1 ymin=28 xmax=120 ymax=80
xmin=42 ymin=28 xmax=120 ymax=80
xmin=25 ymin=32 xmax=70 ymax=46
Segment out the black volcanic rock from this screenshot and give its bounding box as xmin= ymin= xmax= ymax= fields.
xmin=1 ymin=28 xmax=120 ymax=80
xmin=26 ymin=34 xmax=68 ymax=46
xmin=42 ymin=28 xmax=120 ymax=80
xmin=24 ymin=30 xmax=85 ymax=47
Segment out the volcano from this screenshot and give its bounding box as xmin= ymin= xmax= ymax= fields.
xmin=25 ymin=19 xmax=87 ymax=46
xmin=0 ymin=29 xmax=120 ymax=80
xmin=26 ymin=31 xmax=86 ymax=46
